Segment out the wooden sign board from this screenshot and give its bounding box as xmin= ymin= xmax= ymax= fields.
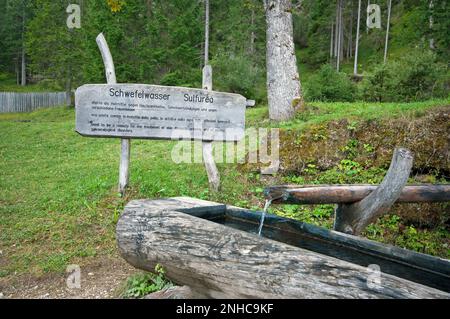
xmin=75 ymin=84 xmax=246 ymax=141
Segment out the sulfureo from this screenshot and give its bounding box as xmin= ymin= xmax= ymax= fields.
xmin=183 ymin=93 xmax=214 ymax=103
